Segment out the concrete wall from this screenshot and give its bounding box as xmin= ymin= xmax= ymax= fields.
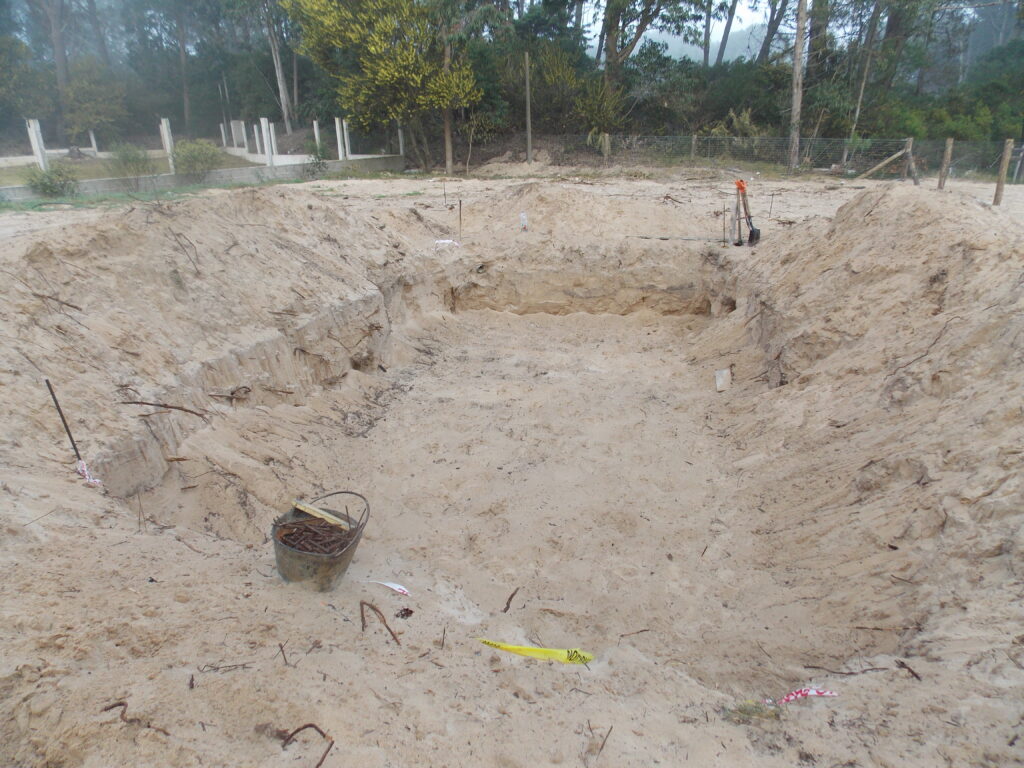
xmin=0 ymin=155 xmax=405 ymax=202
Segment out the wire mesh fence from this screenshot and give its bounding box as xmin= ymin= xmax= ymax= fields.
xmin=501 ymin=134 xmax=1015 ymax=180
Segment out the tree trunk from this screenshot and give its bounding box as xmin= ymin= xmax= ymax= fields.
xmin=757 ymin=0 xmax=789 ymax=64
xmin=443 ymin=41 xmax=454 ymax=175
xmin=702 ymin=0 xmax=712 ymax=67
xmin=806 ymin=0 xmax=829 ymax=87
xmin=292 ymin=50 xmax=299 ymax=111
xmin=915 ymin=10 xmax=936 ymax=96
xmin=574 ymin=0 xmax=583 ymax=30
xmin=37 ymin=0 xmax=70 ymax=142
xmin=876 ymin=1 xmax=914 ymax=92
xmin=788 ymin=0 xmax=808 ymax=172
xmin=842 ymin=0 xmax=881 ymax=165
xmin=715 ymin=0 xmax=740 ymax=66
xmin=266 ymin=10 xmax=293 ymax=134
xmin=85 ymin=0 xmax=110 ymax=68
xmin=175 ymin=3 xmax=191 ymax=135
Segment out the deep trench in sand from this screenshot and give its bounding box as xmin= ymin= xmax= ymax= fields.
xmin=6 ymin=180 xmax=1021 ymax=767
xmin=129 ymin=261 xmax=891 ymax=697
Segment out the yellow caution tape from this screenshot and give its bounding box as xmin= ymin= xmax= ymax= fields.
xmin=291 ymin=499 xmax=349 ymax=529
xmin=479 ymin=638 xmax=593 ymax=665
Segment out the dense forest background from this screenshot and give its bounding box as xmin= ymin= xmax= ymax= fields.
xmin=1 ymin=0 xmax=1021 ymax=160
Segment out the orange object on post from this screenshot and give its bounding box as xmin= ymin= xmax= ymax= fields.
xmin=735 ymin=179 xmax=747 ymax=193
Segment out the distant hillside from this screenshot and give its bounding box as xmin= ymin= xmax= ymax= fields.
xmin=650 ymin=23 xmax=768 ymax=63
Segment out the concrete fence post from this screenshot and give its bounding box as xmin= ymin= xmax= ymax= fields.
xmin=313 ymin=120 xmax=321 ymax=151
xmin=26 ymin=119 xmax=48 ymax=170
xmin=335 ymin=117 xmax=345 ymax=160
xmin=159 ymin=118 xmax=175 ymax=174
xmin=269 ymin=122 xmax=279 ymax=156
xmin=342 ymin=119 xmax=352 ymax=159
xmin=253 ymin=124 xmax=262 ymax=155
xmin=89 ymin=130 xmax=99 ymax=156
xmin=219 ymin=123 xmax=228 ymax=147
xmin=260 ymin=118 xmax=274 ymax=168
xmin=398 ymin=125 xmax=405 ymax=157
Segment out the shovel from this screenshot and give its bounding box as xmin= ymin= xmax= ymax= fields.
xmin=735 ymin=179 xmax=761 ymax=245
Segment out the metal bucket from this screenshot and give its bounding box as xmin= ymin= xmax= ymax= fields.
xmin=271 ymin=491 xmax=370 ymax=592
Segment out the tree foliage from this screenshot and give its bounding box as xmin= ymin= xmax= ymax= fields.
xmin=0 ymin=0 xmax=1020 ymax=165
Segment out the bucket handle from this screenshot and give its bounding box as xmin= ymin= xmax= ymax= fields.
xmin=308 ymin=490 xmax=370 ymax=530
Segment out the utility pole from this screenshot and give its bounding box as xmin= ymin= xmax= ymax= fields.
xmin=788 ymin=0 xmax=808 ymax=172
xmin=525 ymin=51 xmax=533 ymax=164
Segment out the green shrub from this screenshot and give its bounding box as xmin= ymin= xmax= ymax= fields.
xmin=108 ymin=142 xmax=156 ymax=191
xmin=172 ymin=139 xmax=221 ymax=182
xmin=24 ymin=162 xmax=79 ymax=197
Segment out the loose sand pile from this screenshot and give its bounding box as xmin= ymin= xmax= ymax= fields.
xmin=0 ymin=174 xmax=1021 ymax=767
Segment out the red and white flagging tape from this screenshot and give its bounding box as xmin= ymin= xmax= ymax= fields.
xmin=768 ymin=688 xmax=838 ymax=706
xmin=76 ymin=459 xmax=102 ymax=487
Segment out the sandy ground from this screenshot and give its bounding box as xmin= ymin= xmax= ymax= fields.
xmin=1 ymin=167 xmax=1022 ymax=767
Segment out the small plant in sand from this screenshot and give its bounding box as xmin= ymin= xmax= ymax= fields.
xmin=24 ymin=162 xmax=79 ymax=197
xmin=720 ymin=700 xmax=782 ymax=725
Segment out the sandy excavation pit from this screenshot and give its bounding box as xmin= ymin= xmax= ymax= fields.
xmin=1 ymin=173 xmax=1022 ymax=767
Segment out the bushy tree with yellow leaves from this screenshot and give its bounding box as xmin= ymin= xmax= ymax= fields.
xmin=284 ymin=0 xmax=481 ymax=172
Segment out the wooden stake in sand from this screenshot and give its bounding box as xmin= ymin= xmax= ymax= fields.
xmin=994 ymin=138 xmax=1013 ymax=206
xmin=938 ymin=138 xmax=953 ymax=190
xmin=45 ymin=379 xmax=82 ymax=462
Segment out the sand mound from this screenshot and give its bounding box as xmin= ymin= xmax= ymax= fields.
xmin=1 ymin=178 xmax=1021 ymax=767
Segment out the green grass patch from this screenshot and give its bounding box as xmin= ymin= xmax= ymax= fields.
xmin=0 ymin=151 xmax=257 ymax=188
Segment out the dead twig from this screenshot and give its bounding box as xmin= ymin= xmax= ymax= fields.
xmin=502 ymin=586 xmax=521 ymax=613
xmin=282 ymin=722 xmax=327 ymax=747
xmin=276 ymin=642 xmax=297 ymax=667
xmin=197 ymin=661 xmax=254 ymax=673
xmin=596 ymin=725 xmax=613 ymax=761
xmin=360 ymin=600 xmax=401 ymax=645
xmin=804 ymin=664 xmax=889 ymax=676
xmin=168 ymin=230 xmax=200 ymax=274
xmin=618 ymin=629 xmax=651 ymax=639
xmin=282 ymin=722 xmax=335 ymax=768
xmin=119 ymin=400 xmax=209 ymax=421
xmin=100 ymin=701 xmax=170 ymax=736
xmin=32 ymin=292 xmax=82 ymax=312
xmin=895 ymin=659 xmax=922 ymax=681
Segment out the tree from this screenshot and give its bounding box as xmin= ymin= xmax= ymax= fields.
xmin=598 ymin=0 xmax=703 ymax=82
xmin=27 ymin=0 xmax=70 ymax=140
xmin=715 ymin=0 xmax=740 ymax=66
xmin=789 ymin=0 xmax=807 ymax=170
xmin=64 ymin=57 xmax=127 ymax=141
xmin=757 ymin=0 xmax=790 ymax=64
xmin=286 ymin=0 xmax=481 ymax=170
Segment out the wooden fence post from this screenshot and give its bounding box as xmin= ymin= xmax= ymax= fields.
xmin=937 ymin=138 xmax=953 ymax=190
xmin=994 ymin=138 xmax=1014 ymax=206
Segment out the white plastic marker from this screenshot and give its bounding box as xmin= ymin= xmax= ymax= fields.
xmin=434 ymin=239 xmax=460 ymax=247
xmin=520 ymin=212 xmax=528 ymax=231
xmin=364 ymin=580 xmax=411 ymax=596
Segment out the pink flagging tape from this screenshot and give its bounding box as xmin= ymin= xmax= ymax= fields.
xmin=773 ymin=688 xmax=838 ymax=705
xmin=76 ymin=459 xmax=102 ymax=487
